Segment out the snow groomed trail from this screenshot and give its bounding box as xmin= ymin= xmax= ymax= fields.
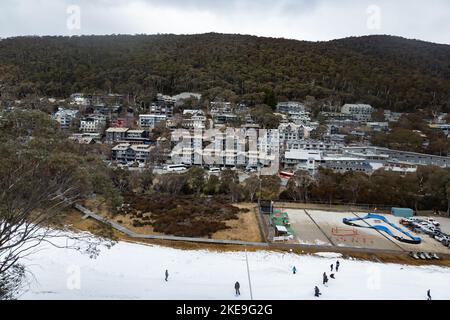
xmin=19 ymin=237 xmax=450 ymax=300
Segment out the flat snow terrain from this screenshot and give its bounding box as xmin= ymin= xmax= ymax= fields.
xmin=19 ymin=237 xmax=450 ymax=300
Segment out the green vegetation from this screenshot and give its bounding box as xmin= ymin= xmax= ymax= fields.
xmin=1 ymin=34 xmax=449 ymax=112
xmin=371 ymin=112 xmax=450 ymax=156
xmin=117 ymin=194 xmax=245 ymax=238
xmin=282 ymin=168 xmax=450 ymax=213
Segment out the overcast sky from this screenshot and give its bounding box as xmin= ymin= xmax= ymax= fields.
xmin=1 ymin=0 xmax=449 ymax=44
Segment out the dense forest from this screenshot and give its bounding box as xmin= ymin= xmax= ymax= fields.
xmin=0 ymin=33 xmax=449 ymax=112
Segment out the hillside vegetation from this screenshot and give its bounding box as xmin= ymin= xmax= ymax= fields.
xmin=0 ymin=33 xmax=449 ymax=112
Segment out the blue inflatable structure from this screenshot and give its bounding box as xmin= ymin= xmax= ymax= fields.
xmin=343 ymin=214 xmax=422 ymax=245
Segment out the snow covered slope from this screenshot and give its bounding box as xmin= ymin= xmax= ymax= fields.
xmin=19 ymin=238 xmax=450 ymax=300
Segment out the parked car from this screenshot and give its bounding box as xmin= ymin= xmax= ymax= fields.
xmin=434 ymin=234 xmax=449 ymax=242
xmin=423 ymin=218 xmax=440 ymax=227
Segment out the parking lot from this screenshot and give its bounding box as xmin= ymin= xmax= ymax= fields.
xmin=278 ymin=207 xmax=450 ymax=255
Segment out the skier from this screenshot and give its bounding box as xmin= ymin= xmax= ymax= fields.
xmin=235 ymin=281 xmax=241 ymax=296
xmin=314 ymin=286 xmax=322 ymax=298
xmin=330 ymin=264 xmax=334 ymax=272
xmin=165 ymin=269 xmax=169 ymax=282
xmin=292 ymin=266 xmax=297 ymax=275
xmin=427 ymin=290 xmax=432 ymax=301
xmin=323 ymin=272 xmax=328 ymax=286
xmin=330 ymin=273 xmax=335 ymax=279
xmin=336 ymin=260 xmax=340 ymax=272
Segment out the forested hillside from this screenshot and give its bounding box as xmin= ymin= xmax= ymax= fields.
xmin=0 ymin=33 xmax=449 ymax=112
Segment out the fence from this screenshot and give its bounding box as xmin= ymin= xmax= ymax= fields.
xmin=272 ymin=200 xmax=395 ymax=213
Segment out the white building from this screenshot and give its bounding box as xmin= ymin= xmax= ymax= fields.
xmin=80 ymin=115 xmax=106 ymax=133
xmin=171 ymin=129 xmax=279 ymax=169
xmin=52 ymin=108 xmax=79 ymax=130
xmin=70 ymin=93 xmax=90 ymax=106
xmin=139 ymin=114 xmax=167 ymax=129
xmin=182 ymin=115 xmax=207 ymax=129
xmin=285 ymin=140 xmax=344 ymax=153
xmin=283 ymin=150 xmax=372 ymax=174
xmin=288 ymin=111 xmax=312 ymax=125
xmin=341 ymin=104 xmax=374 ymax=122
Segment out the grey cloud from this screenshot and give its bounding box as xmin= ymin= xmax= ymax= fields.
xmin=0 ymin=0 xmax=449 ymax=44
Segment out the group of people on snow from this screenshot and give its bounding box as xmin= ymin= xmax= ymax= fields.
xmin=313 ymin=260 xmax=340 ymax=298
xmin=163 ymin=257 xmax=434 ymax=300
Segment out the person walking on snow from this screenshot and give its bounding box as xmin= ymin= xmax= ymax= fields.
xmin=330 ymin=264 xmax=334 ymax=272
xmin=314 ymin=286 xmax=322 ymax=298
xmin=292 ymin=266 xmax=297 ymax=275
xmin=336 ymin=260 xmax=340 ymax=272
xmin=235 ymin=282 xmax=241 ymax=296
xmin=330 ymin=273 xmax=335 ymax=279
xmin=323 ymin=272 xmax=328 ymax=286
xmin=427 ymin=290 xmax=432 ymax=301
xmin=165 ymin=270 xmax=169 ymax=282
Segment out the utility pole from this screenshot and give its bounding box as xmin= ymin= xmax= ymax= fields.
xmin=245 ymin=249 xmax=254 ymax=300
xmin=258 ymin=163 xmax=262 ymax=207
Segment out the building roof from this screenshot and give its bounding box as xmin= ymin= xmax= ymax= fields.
xmin=139 ymin=114 xmax=167 ymax=119
xmin=285 ymin=150 xmax=323 ymax=161
xmin=275 ymin=225 xmax=289 ymax=233
xmin=106 ymin=127 xmax=129 ymax=133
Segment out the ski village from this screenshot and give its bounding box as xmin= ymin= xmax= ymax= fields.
xmin=2 ymin=89 xmax=450 ymax=300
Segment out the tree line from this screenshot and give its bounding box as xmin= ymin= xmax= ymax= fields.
xmin=0 ymin=34 xmax=449 ymax=113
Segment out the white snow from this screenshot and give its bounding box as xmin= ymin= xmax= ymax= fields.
xmin=18 ymin=236 xmax=450 ymax=300
xmin=314 ymin=252 xmax=343 ymax=259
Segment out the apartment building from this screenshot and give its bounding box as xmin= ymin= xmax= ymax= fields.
xmin=80 ymin=115 xmax=106 ymax=133
xmin=139 ymin=114 xmax=167 ymax=129
xmin=112 ymin=143 xmax=151 ymax=163
xmin=52 ymin=107 xmax=79 ymax=130
xmin=341 ymin=104 xmax=374 ymax=122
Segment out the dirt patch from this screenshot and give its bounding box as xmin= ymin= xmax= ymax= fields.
xmin=84 ymin=195 xmax=252 ymax=238
xmin=212 ymin=204 xmax=262 ymax=242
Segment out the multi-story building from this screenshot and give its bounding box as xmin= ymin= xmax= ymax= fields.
xmin=429 ymin=124 xmax=450 ymax=138
xmin=105 ymin=127 xmax=129 ymax=143
xmin=384 ymin=110 xmax=404 ymax=123
xmin=149 ymin=103 xmax=174 ymax=118
xmin=285 ymin=140 xmax=344 ymax=153
xmin=282 ymin=150 xmax=372 ymax=174
xmin=52 ymin=108 xmax=79 ymax=130
xmin=288 ymin=111 xmax=312 ymax=125
xmin=139 ymin=114 xmax=167 ymax=130
xmin=182 ymin=116 xmax=206 ymax=129
xmin=112 ymin=143 xmax=151 ymax=163
xmin=79 ymin=115 xmax=106 ymax=133
xmin=171 ymin=128 xmax=279 ymax=169
xmin=343 ymin=146 xmax=450 ymax=168
xmin=366 ymin=122 xmax=389 ymax=132
xmin=277 ymin=102 xmax=306 ymax=115
xmin=105 ymin=127 xmax=150 ymax=144
xmin=341 ymin=104 xmax=374 ymax=122
xmin=278 ymin=123 xmax=312 ymax=147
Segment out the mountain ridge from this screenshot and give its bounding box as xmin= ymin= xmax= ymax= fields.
xmin=0 ymin=33 xmax=449 ymax=112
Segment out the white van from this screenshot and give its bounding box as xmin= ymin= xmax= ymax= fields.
xmin=164 ymin=164 xmax=188 ymax=172
xmin=208 ymin=168 xmax=221 ymax=174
